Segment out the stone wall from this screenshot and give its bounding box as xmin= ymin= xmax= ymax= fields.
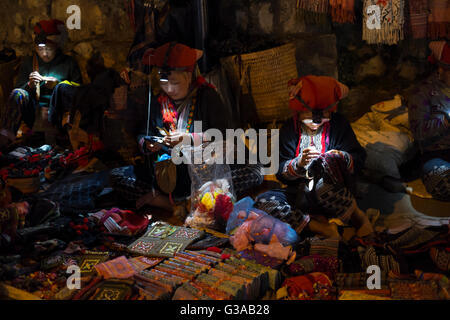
xmin=210 ymin=0 xmax=432 ymax=122
xmin=0 ymin=0 xmax=136 ymax=83
xmin=0 ymin=0 xmax=434 ymax=121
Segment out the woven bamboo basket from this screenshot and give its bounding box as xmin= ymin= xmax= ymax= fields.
xmin=7 ymin=176 xmax=40 ymax=194
xmin=221 ymin=43 xmax=298 ymax=124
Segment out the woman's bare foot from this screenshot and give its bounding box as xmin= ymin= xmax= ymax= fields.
xmin=351 ymin=207 xmax=374 ymax=238
xmin=308 ymin=218 xmax=341 ymax=240
xmin=136 ymin=190 xmax=173 ymax=212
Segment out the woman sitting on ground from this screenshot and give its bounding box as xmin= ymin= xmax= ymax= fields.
xmin=254 ymin=75 xmax=373 ymax=239
xmin=111 ymin=42 xmax=263 ymax=214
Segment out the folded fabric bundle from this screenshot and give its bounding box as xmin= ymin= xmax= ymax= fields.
xmin=40 ymin=171 xmax=110 ymax=215
xmin=357 ymin=245 xmax=403 ymax=275
xmin=89 ymin=279 xmax=134 ymax=300
xmin=127 ymin=222 xmax=204 ymax=257
xmin=170 ymin=250 xmax=280 ymax=300
xmin=94 ymin=256 xmax=136 ymax=279
xmin=287 ymin=255 xmax=339 ymax=280
xmin=389 ymin=279 xmax=441 ymax=300
xmin=338 ymin=289 xmax=392 ymax=300
xmin=238 ymin=248 xmax=285 ymax=269
xmin=309 ymin=237 xmax=340 ymax=258
xmin=429 ymin=247 xmax=450 ymax=272
xmin=277 ymin=272 xmax=336 ymax=300
xmin=128 ymin=256 xmax=163 ymax=272
xmin=335 ymin=272 xmax=389 ymax=289
xmin=90 ymin=207 xmax=149 ymax=236
xmin=77 ymin=251 xmax=110 ymax=276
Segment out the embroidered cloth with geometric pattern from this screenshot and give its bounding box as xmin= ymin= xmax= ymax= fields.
xmin=128 ymin=222 xmax=204 ymax=257
xmin=77 ymin=251 xmax=110 ymax=276
xmin=94 ymin=256 xmax=136 ymax=279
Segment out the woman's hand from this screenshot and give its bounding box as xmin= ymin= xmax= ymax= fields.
xmin=13 ymin=201 xmax=30 ymax=217
xmin=297 ymin=147 xmax=321 ymax=167
xmin=163 ymin=131 xmax=191 ymax=148
xmin=43 ymin=77 xmax=59 ymax=89
xmin=28 ymin=71 xmax=44 ymax=89
xmin=145 ymin=141 xmax=163 ymax=153
xmin=8 ymin=201 xmax=30 ymax=229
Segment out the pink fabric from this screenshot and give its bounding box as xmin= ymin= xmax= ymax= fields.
xmin=95 ymin=256 xmax=136 ymax=279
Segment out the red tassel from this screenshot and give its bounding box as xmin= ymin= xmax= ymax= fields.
xmin=220 ymin=253 xmax=231 ymax=260
xmin=207 ymin=247 xmax=222 ymax=253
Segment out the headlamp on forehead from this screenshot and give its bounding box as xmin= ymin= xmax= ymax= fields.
xmin=312 ymin=110 xmax=324 ymax=124
xmin=35 ymin=32 xmax=48 ymax=47
xmin=158 ymin=41 xmax=178 ymax=83
xmin=295 ymin=94 xmax=339 ymax=124
xmin=34 ymin=22 xmax=48 ymax=47
xmin=158 ymin=69 xmax=171 ymax=82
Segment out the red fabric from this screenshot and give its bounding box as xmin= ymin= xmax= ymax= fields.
xmin=142 ymin=43 xmax=200 ymax=71
xmin=33 ymin=20 xmax=65 ymax=35
xmin=429 ymin=41 xmax=450 ymax=66
xmin=214 ymin=194 xmax=233 ymax=222
xmin=289 ymin=76 xmax=344 ymax=112
xmin=207 ymin=247 xmax=222 ymax=253
xmin=439 ymin=42 xmax=450 ymax=65
xmin=282 ymin=272 xmax=333 ymax=300
xmin=119 ymin=210 xmax=149 ymax=234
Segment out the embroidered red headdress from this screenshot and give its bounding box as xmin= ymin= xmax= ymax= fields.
xmin=33 ymin=19 xmax=67 ymax=47
xmin=142 ymin=42 xmax=203 ymax=72
xmin=288 ymin=75 xmax=349 ymax=112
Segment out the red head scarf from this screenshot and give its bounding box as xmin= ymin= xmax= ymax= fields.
xmin=288 ymin=75 xmax=349 ymax=112
xmin=428 ymin=41 xmax=450 ymax=68
xmin=142 ymin=42 xmax=203 ymax=72
xmin=33 ymin=19 xmax=67 ymax=47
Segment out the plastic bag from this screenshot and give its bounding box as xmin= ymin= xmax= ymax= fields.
xmin=226 ymin=196 xmax=255 ymax=234
xmin=227 ymin=197 xmax=299 ymax=252
xmin=183 ymin=144 xmax=235 ymax=231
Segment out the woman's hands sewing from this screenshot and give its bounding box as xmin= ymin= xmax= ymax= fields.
xmin=28 ymin=71 xmax=59 ymax=89
xmin=297 ymin=146 xmax=321 ymax=167
xmin=145 ymin=141 xmax=163 ymax=153
xmin=28 ymin=71 xmax=44 ymax=89
xmin=163 ymin=131 xmax=191 ymax=148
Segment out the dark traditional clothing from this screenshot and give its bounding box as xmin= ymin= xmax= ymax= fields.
xmin=111 ymin=77 xmax=263 ymax=203
xmin=0 ymin=50 xmax=82 ymax=143
xmin=138 ymin=78 xmax=233 ymax=199
xmin=254 ymin=112 xmax=366 ymax=234
xmin=406 ymin=74 xmax=450 ymax=201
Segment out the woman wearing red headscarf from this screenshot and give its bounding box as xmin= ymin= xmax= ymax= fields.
xmin=109 ymin=42 xmax=262 ymax=213
xmin=0 ymin=19 xmax=82 ymax=147
xmin=254 ymin=75 xmax=372 ymax=239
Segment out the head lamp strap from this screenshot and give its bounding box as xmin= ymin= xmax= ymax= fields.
xmin=161 ymin=41 xmax=177 ymax=72
xmin=295 ymin=94 xmax=339 ymax=121
xmin=34 ymin=23 xmax=48 ymax=45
